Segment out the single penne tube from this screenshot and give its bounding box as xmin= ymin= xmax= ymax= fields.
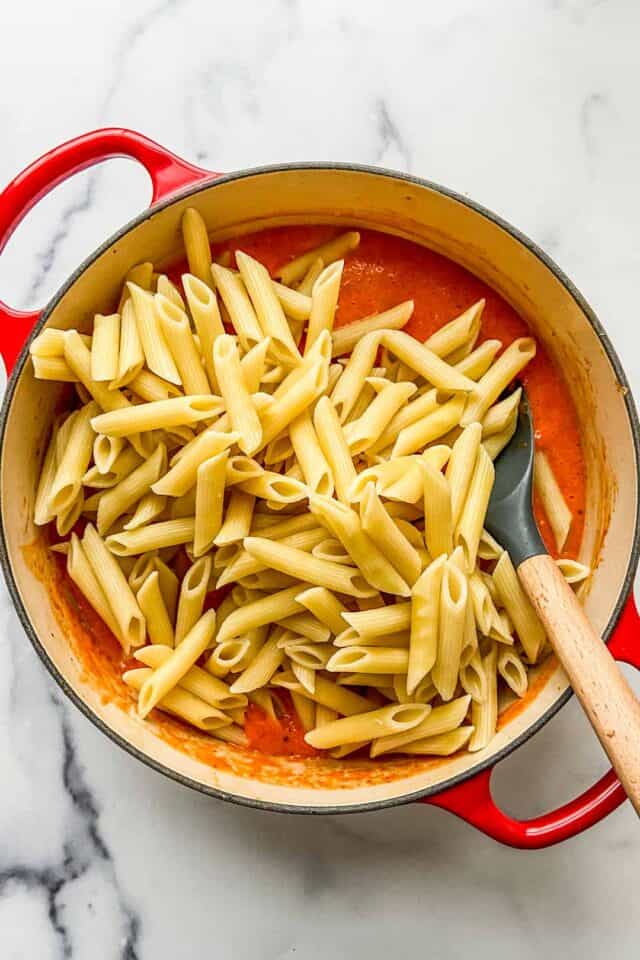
xmin=213 ymin=335 xmax=263 ymax=455
xmin=289 ymin=410 xmax=334 ymax=496
xmin=334 ymin=629 xmax=410 ymax=648
xmin=214 ymin=490 xmax=255 ymax=546
xmin=483 ymin=417 xmax=518 ymax=460
xmin=34 ymin=423 xmax=60 ymax=525
xmin=91 ymin=395 xmax=222 ymax=437
xmin=469 ymin=643 xmax=498 ymax=751
xmin=211 ymin=263 xmax=262 ymax=350
xmin=432 ymin=559 xmax=468 ymax=701
xmin=239 ymin=571 xmax=297 ymax=591
xmin=194 ymin=451 xmax=228 ymax=557
xmin=155 ymin=294 xmax=211 ymax=395
xmin=556 ymin=558 xmax=591 ymax=585
xmin=342 ymin=602 xmax=411 ymax=639
xmin=241 ymin=339 xmax=271 ymax=393
xmin=304 ymin=701 xmax=428 ymax=750
xmin=392 ymin=394 xmax=466 ymax=457
xmin=82 ymin=524 xmax=145 ymax=651
xmin=401 ymin=726 xmax=475 ymax=756
xmin=55 ymin=489 xmax=84 ymax=537
xmin=313 ymin=395 xmax=357 ymax=503
xmin=236 ymin=250 xmax=301 ymax=365
xmin=459 ymin=588 xmax=479 ymax=667
xmin=97 ymin=444 xmax=166 ymax=534
xmin=454 ymin=445 xmax=495 ymax=571
xmin=175 ymin=555 xmax=212 ymax=645
xmin=272 ymin=671 xmax=375 ymax=716
xmin=331 ymin=301 xmax=414 ymax=357
xmin=215 ymin=585 xmax=304 ymax=643
xmin=128 ymin=283 xmax=181 ymax=384
xmin=278 ymin=611 xmax=331 ymax=643
xmin=156 ymin=274 xmax=185 ymax=309
xmin=136 ymin=571 xmax=174 ymax=648
xmin=492 ymin=550 xmax=546 ymax=662
xmin=67 ymin=533 xmax=123 ymax=645
xmin=422 ymin=461 xmax=453 ymax=559
xmin=217 ymin=528 xmax=325 ymax=588
xmin=137 ymin=608 xmax=217 ymax=718
xmin=367 ymin=386 xmax=438 ymax=453
xmin=533 ymin=449 xmax=573 ymax=552
xmin=272 ymin=280 xmax=312 ymax=321
xmin=123 ymin=492 xmax=167 ymax=530
xmin=326 ymin=646 xmax=409 ymax=675
xmin=423 ymin=300 xmax=484 ymax=358
xmin=205 ymin=638 xmax=252 ymax=677
xmin=105 ymin=517 xmax=196 ymax=556
xmin=182 ymin=273 xmax=224 ymax=389
xmin=292 ymin=688 xmax=316 ymax=725
xmin=127 ymin=368 xmax=182 ymax=402
xmin=93 ymin=434 xmax=125 ymax=475
xmin=297 ymin=256 xmax=324 ymax=296
xmin=478 ymin=528 xmax=503 ymax=561
xmin=308 ymin=494 xmax=410 ymax=596
xmin=468 ymin=571 xmax=496 ymax=635
xmin=236 ymin=471 xmax=307 ymax=505
xmin=276 ymin=231 xmax=359 ymax=286
xmin=49 ymin=401 xmax=99 ymax=515
xmin=242 ymin=537 xmax=377 ymax=599
xmin=481 ymin=387 xmax=522 ymax=438
xmin=32 ymin=355 xmax=78 ymax=381
xmin=86 ymin=446 xmax=142 ymax=491
xmin=360 ymin=483 xmax=421 ymax=587
xmin=264 ymin=428 xmax=294 ymax=466
xmin=294 ymin=587 xmax=348 ymax=636
xmin=229 ymin=635 xmax=285 ymax=694
xmin=497 ymin=645 xmax=528 ymax=698
xmin=224 ymin=455 xmax=264 ymax=486
xmin=407 ymin=554 xmax=446 ymax=694
xmin=330 ymin=330 xmax=383 ymax=422
xmin=153 ymin=428 xmax=238 ymax=497
xmin=461 ymin=338 xmax=536 ymax=426
xmin=287 ymin=642 xmax=333 ymax=670
xmin=446 ymin=422 xmax=482 ymax=527
xmin=30 ymin=327 xmax=91 ymax=357
xmin=306 ymin=260 xmax=343 ymax=349
xmin=370 ymin=694 xmax=471 ymax=756
xmin=181 ymin=207 xmax=213 ymax=286
xmin=381 ymin=330 xmax=475 ymax=392
xmin=90 ymin=313 xmax=120 ymax=382
xmin=459 ymin=646 xmax=487 ymax=703
xmin=117 ymin=262 xmax=154 ymax=312
xmin=124 ymin=667 xmax=231 ymax=732
xmin=344 ymin=380 xmax=417 ymax=454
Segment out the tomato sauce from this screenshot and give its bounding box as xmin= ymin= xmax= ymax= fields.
xmin=39 ymin=225 xmax=587 ymax=763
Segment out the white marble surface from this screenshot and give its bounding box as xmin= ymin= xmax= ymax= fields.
xmin=1 ymin=1 xmax=640 ymax=956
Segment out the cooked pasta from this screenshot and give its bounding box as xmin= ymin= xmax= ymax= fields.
xmin=33 ymin=221 xmax=586 ymax=761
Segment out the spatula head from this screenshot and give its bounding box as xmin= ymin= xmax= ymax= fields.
xmin=485 ymin=389 xmax=546 ymax=566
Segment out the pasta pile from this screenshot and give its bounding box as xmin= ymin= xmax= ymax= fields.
xmin=30 ymin=212 xmax=591 ymax=759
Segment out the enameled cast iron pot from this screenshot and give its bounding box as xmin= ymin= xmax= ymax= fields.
xmin=1 ymin=129 xmax=639 ymax=848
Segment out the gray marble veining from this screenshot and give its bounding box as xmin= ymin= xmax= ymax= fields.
xmin=1 ymin=1 xmax=639 ymax=957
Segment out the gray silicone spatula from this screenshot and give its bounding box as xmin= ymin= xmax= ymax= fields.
xmin=485 ymin=390 xmax=640 ymax=815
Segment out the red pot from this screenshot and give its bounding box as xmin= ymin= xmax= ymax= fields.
xmin=1 ymin=128 xmax=638 ymax=848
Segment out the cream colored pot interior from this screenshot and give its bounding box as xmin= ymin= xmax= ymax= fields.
xmin=1 ymin=167 xmax=636 ymax=810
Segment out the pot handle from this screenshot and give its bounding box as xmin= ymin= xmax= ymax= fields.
xmin=0 ymin=127 xmax=213 ymax=375
xmin=420 ymin=592 xmax=640 ymax=848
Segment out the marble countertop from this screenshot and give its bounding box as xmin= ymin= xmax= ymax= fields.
xmin=1 ymin=1 xmax=640 ymax=957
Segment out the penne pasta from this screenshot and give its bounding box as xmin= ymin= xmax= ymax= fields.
xmin=136 ymin=571 xmax=174 ymax=648
xmin=469 ymin=643 xmax=498 ymax=751
xmin=492 ymin=551 xmax=545 ymax=662
xmin=313 ymin=395 xmax=357 ymax=503
xmin=153 ymin=428 xmax=238 ymax=498
xmin=461 ymin=338 xmax=536 ymax=426
xmin=128 ymin=283 xmax=181 ymax=384
xmin=213 ymin=334 xmax=263 ymax=455
xmin=360 ymin=483 xmax=421 ymax=587
xmin=422 ymin=461 xmax=453 ymax=559
xmin=175 ymin=556 xmax=212 ymax=646
xmin=82 ymin=524 xmax=145 ymax=651
xmin=534 ymin=449 xmax=573 ymax=552
xmin=432 ymin=559 xmax=468 ymax=701
xmin=91 ymin=313 xmax=120 ymax=382
xmin=306 ymin=260 xmax=343 ymax=349
xmin=182 ymin=207 xmax=213 ymax=287
xmin=194 ymin=451 xmax=228 ymax=557
xmin=211 ymin=263 xmax=262 ymax=350
xmin=305 ymin=702 xmax=428 ymax=750
xmin=236 ymin=250 xmax=301 ymax=366
xmin=331 ymin=301 xmax=414 ymax=357
xmin=370 ymin=695 xmax=471 ymax=757
xmin=156 ymin=294 xmax=210 ymax=395
xmin=407 ymin=554 xmax=446 ymax=694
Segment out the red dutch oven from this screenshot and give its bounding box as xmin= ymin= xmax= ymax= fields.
xmin=0 ymin=128 xmax=638 ymax=848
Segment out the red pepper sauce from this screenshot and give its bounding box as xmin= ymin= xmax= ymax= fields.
xmin=244 ymin=692 xmax=319 ymax=758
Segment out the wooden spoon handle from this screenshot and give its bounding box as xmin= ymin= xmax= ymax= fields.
xmin=519 ymin=554 xmax=640 ymax=816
